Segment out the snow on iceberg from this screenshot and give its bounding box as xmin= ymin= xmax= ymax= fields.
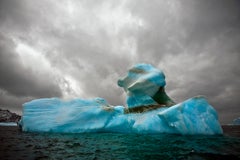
xmin=20 ymin=64 xmax=223 ymax=135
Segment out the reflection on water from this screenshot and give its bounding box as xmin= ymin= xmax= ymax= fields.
xmin=0 ymin=126 xmax=240 ymax=160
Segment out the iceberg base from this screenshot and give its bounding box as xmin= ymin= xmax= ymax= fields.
xmin=20 ymin=96 xmax=223 ymax=135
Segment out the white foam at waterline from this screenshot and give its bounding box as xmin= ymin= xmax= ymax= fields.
xmin=0 ymin=122 xmax=17 ymax=126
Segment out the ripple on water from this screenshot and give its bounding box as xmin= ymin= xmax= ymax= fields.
xmin=0 ymin=126 xmax=240 ymax=160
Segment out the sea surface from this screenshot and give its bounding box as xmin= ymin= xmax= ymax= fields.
xmin=0 ymin=126 xmax=240 ymax=160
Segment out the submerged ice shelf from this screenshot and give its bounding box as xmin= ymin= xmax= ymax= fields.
xmin=20 ymin=64 xmax=223 ymax=135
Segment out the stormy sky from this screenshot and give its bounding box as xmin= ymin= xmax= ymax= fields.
xmin=0 ymin=0 xmax=239 ymax=124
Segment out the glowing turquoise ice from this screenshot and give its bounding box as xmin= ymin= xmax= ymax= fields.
xmin=20 ymin=98 xmax=124 ymax=132
xmin=118 ymin=64 xmax=166 ymax=108
xmin=20 ymin=63 xmax=223 ymax=135
xmin=20 ymin=96 xmax=222 ymax=134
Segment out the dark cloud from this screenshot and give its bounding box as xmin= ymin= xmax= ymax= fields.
xmin=0 ymin=0 xmax=239 ymax=124
xmin=0 ymin=33 xmax=62 ymax=98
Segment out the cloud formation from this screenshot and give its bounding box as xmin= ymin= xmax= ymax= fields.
xmin=0 ymin=0 xmax=239 ymax=123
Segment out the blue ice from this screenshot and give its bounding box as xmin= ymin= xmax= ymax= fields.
xmin=19 ymin=64 xmax=223 ymax=135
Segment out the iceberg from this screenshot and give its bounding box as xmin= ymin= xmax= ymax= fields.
xmin=232 ymin=117 xmax=240 ymax=125
xmin=118 ymin=63 xmax=175 ymax=112
xmin=20 ymin=64 xmax=223 ymax=135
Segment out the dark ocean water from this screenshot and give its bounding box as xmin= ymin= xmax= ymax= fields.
xmin=0 ymin=126 xmax=240 ymax=160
